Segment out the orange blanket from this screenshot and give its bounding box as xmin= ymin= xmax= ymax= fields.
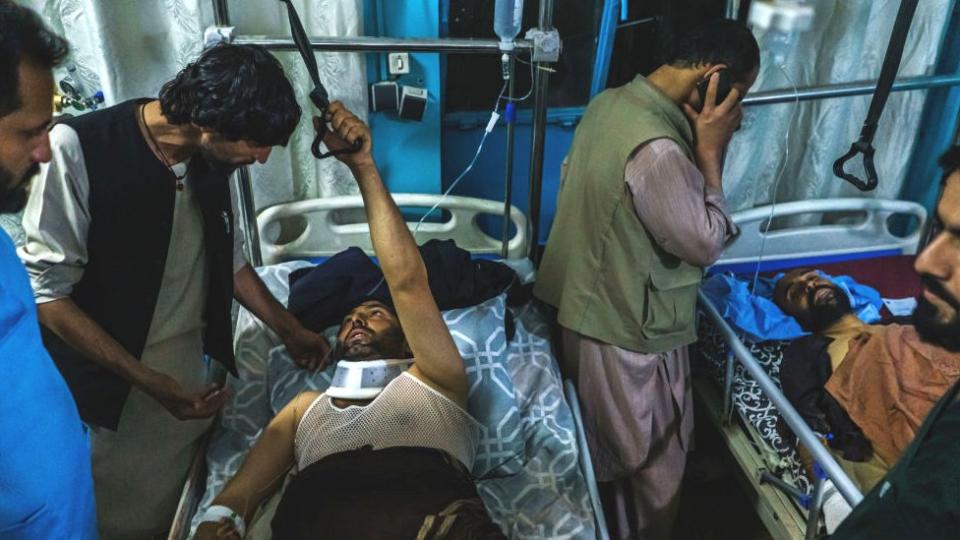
xmin=826 ymin=324 xmax=960 ymax=466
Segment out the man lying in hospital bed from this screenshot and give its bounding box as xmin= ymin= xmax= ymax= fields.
xmin=771 ymin=268 xmax=960 ymax=492
xmin=194 ymin=103 xmax=505 ymax=539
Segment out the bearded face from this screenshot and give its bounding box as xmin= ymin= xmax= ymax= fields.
xmin=332 ymin=300 xmax=409 ymax=362
xmin=914 ymin=275 xmax=960 ymax=352
xmin=774 ymin=269 xmax=853 ymax=332
xmin=0 ymin=161 xmax=38 ymax=214
xmin=913 ymin=171 xmax=960 ymax=352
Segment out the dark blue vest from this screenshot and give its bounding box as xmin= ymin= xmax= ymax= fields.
xmin=42 ymin=99 xmax=238 ymax=430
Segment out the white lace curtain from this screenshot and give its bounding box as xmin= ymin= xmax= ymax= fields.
xmin=723 ymin=0 xmax=953 ymax=211
xmin=2 ymin=0 xmax=367 ymax=244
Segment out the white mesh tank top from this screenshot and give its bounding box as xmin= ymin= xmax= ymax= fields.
xmin=295 ymin=372 xmax=481 ymax=471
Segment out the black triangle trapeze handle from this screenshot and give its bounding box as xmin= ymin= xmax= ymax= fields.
xmin=833 ymin=0 xmax=919 ymax=192
xmin=278 ymin=0 xmax=363 ymax=159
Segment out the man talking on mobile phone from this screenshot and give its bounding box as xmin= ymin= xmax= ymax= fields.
xmin=534 ymin=20 xmax=759 ymax=539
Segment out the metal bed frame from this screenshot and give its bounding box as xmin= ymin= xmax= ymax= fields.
xmin=255 ymin=194 xmax=529 ymax=264
xmin=167 ymin=194 xmax=605 ymax=539
xmin=697 ymin=198 xmax=927 ymax=539
xmin=697 ymin=295 xmax=862 ymax=539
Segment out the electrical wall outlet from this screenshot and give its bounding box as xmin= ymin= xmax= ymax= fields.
xmin=398 ymin=86 xmax=428 ymax=121
xmin=370 ymin=81 xmax=399 ymax=112
xmin=388 ymin=52 xmax=410 ymax=75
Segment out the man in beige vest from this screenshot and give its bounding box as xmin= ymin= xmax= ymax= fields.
xmin=535 ymin=20 xmax=759 ymax=539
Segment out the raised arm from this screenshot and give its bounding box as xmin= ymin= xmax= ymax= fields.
xmin=319 ymin=103 xmax=469 ymax=406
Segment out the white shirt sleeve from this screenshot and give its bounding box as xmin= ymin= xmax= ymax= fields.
xmin=18 ymin=124 xmax=91 ymax=303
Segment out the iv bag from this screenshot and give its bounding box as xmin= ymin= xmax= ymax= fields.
xmin=494 ymin=0 xmax=525 ymax=49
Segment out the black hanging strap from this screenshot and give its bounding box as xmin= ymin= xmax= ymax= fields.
xmin=278 ymin=0 xmax=362 ymax=159
xmin=833 ymin=0 xmax=920 ymax=191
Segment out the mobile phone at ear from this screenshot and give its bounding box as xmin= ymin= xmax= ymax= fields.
xmin=697 ymin=69 xmax=732 ymax=109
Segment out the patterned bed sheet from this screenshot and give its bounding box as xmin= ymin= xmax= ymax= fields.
xmin=190 ymin=260 xmax=597 ymax=539
xmin=694 ymin=313 xmax=812 ymax=494
xmin=693 ymin=256 xmax=923 ymax=499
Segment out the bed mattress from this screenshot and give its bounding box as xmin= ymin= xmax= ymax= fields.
xmin=189 ymin=260 xmax=597 ymax=539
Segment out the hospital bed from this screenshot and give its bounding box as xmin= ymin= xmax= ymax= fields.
xmin=694 ymin=198 xmax=927 ymax=539
xmin=168 ymin=194 xmax=608 ymax=540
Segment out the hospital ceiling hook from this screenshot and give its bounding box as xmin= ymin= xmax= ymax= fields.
xmin=278 ymin=0 xmax=363 ymax=159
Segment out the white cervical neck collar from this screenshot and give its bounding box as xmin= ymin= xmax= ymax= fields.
xmin=326 ymin=358 xmax=414 ymax=400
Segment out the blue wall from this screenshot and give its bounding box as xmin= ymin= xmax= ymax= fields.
xmin=361 ymin=1 xmax=585 ymax=245
xmin=441 ymin=111 xmax=579 ymax=245
xmin=364 ymin=0 xmax=443 ymax=195
xmin=362 ymin=0 xmax=582 ymax=245
xmin=370 ymin=0 xmax=960 ymax=248
xmin=900 ymin=2 xmax=960 ymax=213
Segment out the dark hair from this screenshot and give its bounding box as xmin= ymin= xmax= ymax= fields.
xmin=0 ymin=2 xmax=69 ymax=117
xmin=350 ymin=298 xmax=397 ymax=318
xmin=938 ymin=145 xmax=960 ymax=179
xmin=665 ymin=19 xmax=760 ymax=84
xmin=158 ymin=44 xmax=301 ymax=146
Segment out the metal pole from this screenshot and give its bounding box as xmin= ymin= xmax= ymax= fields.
xmin=590 ymin=0 xmax=621 ymax=98
xmin=725 ymin=0 xmax=741 ymax=20
xmin=760 ymin=471 xmax=811 ymax=504
xmin=501 ymin=56 xmax=517 ymax=258
xmin=722 ymin=350 xmax=736 ymax=425
xmin=212 ymin=0 xmax=229 ymax=26
xmin=805 ymin=476 xmax=828 ymax=540
xmin=617 ymin=17 xmax=657 ymax=30
xmin=527 ymin=0 xmax=555 ymax=263
xmin=743 ymin=73 xmax=960 ymax=107
xmin=211 ymin=0 xmax=262 ymax=266
xmin=234 ymin=168 xmax=262 ymax=266
xmin=233 ymin=35 xmax=534 ymax=54
xmin=564 ymin=381 xmax=612 ymax=540
xmin=699 ymin=291 xmax=864 ymax=507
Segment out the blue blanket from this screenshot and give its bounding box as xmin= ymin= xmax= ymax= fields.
xmin=700 ymin=272 xmax=884 ymax=342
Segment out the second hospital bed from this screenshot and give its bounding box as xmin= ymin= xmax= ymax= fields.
xmin=169 ymin=194 xmax=608 ymax=539
xmin=693 ymin=197 xmax=928 ymax=539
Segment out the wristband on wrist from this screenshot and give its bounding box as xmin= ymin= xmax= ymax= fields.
xmin=198 ymin=505 xmax=246 ymax=538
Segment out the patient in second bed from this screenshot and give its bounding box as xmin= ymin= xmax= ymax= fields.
xmin=193 ymin=103 xmax=505 ymax=540
xmin=773 ymin=269 xmax=960 ymax=490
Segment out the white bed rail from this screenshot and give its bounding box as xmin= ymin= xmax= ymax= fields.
xmin=718 ymin=198 xmax=926 ymax=265
xmin=698 ymin=291 xmax=864 ymax=508
xmin=564 ymin=380 xmax=611 ymax=540
xmin=256 ymin=194 xmax=528 ymax=265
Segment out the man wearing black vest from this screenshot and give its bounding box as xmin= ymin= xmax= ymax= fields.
xmin=18 ymin=44 xmax=329 ymax=538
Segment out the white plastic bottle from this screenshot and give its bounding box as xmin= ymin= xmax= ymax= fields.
xmin=494 ymin=0 xmax=525 ymax=51
xmin=494 ymin=0 xmax=525 ymax=79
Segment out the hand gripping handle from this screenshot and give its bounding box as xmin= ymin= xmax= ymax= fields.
xmin=278 ymin=0 xmax=363 ymax=159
